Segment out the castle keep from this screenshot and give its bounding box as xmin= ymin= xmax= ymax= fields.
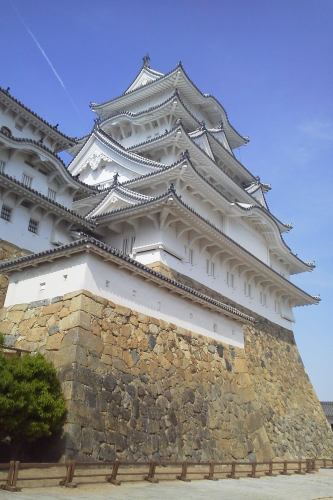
xmin=1 ymin=58 xmax=332 ymax=461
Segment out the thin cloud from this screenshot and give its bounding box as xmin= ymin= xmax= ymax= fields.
xmin=298 ymin=119 xmax=333 ymax=143
xmin=10 ymin=1 xmax=81 ymax=116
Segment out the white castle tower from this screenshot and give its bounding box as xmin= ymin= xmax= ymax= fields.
xmin=1 ymin=58 xmax=331 ymax=463
xmin=66 ymin=56 xmax=318 ymax=332
xmin=0 ymin=57 xmax=318 ymax=342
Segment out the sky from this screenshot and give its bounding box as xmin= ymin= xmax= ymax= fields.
xmin=1 ymin=0 xmax=333 ymax=398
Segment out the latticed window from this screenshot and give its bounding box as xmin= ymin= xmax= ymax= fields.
xmin=122 ymin=238 xmax=128 ymax=254
xmin=184 ymin=246 xmax=194 ymax=265
xmin=48 ymin=188 xmax=57 ymax=201
xmin=206 ymin=259 xmax=215 ymax=277
xmin=226 ymin=271 xmax=235 ymax=288
xmin=28 ymin=218 xmax=39 ymax=234
xmin=0 ymin=204 xmax=12 ymax=222
xmin=22 ymin=173 xmax=33 ymax=188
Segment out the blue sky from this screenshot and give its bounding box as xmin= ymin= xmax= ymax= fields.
xmin=1 ymin=0 xmax=333 ymax=398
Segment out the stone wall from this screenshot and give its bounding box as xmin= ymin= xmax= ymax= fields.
xmin=0 ymin=240 xmax=29 ymax=308
xmin=244 ymin=322 xmax=332 ymax=458
xmin=1 ymin=289 xmax=332 ymax=462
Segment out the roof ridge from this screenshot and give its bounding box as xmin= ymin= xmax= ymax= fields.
xmin=0 ymin=87 xmax=76 ymax=144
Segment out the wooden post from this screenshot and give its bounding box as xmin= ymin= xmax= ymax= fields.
xmin=106 ymin=460 xmax=121 ymax=486
xmin=295 ymin=460 xmax=305 ymax=475
xmin=177 ymin=462 xmax=191 ymax=482
xmin=204 ymin=462 xmax=218 ymax=481
xmin=227 ymin=462 xmax=239 ymax=479
xmin=144 ymin=461 xmax=159 ymax=483
xmin=0 ymin=460 xmax=21 ymax=492
xmin=280 ymin=461 xmax=291 ymax=475
xmin=306 ymin=459 xmax=315 ymax=474
xmin=248 ymin=462 xmax=258 ymax=478
xmin=265 ymin=461 xmax=276 ymax=477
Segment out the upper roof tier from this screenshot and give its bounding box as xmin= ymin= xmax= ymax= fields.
xmin=90 ymin=62 xmax=248 ymax=149
xmin=0 ymin=87 xmax=76 ymax=152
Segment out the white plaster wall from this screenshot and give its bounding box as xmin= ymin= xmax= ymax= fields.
xmin=0 ymin=150 xmax=73 ymax=208
xmin=104 ymin=218 xmax=294 ymax=329
xmin=225 ymin=216 xmax=269 ymax=264
xmin=0 ymin=192 xmax=71 ymax=252
xmin=5 ymin=253 xmax=244 ymax=347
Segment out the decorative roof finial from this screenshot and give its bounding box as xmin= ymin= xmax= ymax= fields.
xmin=94 ymin=117 xmax=101 ymax=129
xmin=5 ymin=87 xmax=10 ymax=94
xmin=200 ymin=120 xmax=206 ymax=131
xmin=112 ymin=172 xmax=119 ymax=186
xmin=143 ymin=54 xmax=150 ymax=68
xmin=180 ymin=149 xmax=189 ymax=161
xmin=169 ymin=182 xmax=176 ymax=193
xmin=218 ymin=120 xmax=224 ymax=130
xmin=255 ymin=175 xmax=261 ymax=183
xmin=54 ymin=123 xmax=59 ymax=129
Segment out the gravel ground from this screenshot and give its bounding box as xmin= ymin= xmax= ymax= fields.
xmin=2 ymin=468 xmax=333 ymax=500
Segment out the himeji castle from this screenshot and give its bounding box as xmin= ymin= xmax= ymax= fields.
xmin=1 ymin=58 xmax=331 ymax=462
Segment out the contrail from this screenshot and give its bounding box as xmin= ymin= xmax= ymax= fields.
xmin=10 ymin=1 xmax=81 ymax=116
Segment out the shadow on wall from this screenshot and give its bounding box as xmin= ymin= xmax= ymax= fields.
xmin=0 ymin=430 xmax=67 ymax=462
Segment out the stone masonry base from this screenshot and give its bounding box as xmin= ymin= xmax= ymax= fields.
xmin=1 ymin=289 xmax=332 ymax=462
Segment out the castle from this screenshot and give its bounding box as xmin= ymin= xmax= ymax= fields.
xmin=0 ymin=58 xmax=332 ymax=461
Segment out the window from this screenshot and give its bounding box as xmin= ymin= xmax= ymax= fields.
xmin=129 ymin=236 xmax=136 ymax=253
xmin=22 ymin=173 xmax=33 ymax=188
xmin=122 ymin=236 xmax=135 ymax=254
xmin=244 ymin=282 xmax=252 ymax=298
xmin=226 ymin=271 xmax=235 ymax=288
xmin=260 ymin=291 xmax=267 ymax=306
xmin=0 ymin=160 xmax=5 ymax=173
xmin=48 ymin=188 xmax=57 ymax=201
xmin=274 ymin=299 xmax=281 ymax=314
xmin=206 ymin=259 xmax=215 ymax=277
xmin=0 ymin=204 xmax=12 ymax=222
xmin=28 ymin=218 xmax=39 ymax=234
xmin=122 ymin=238 xmax=128 ymax=254
xmin=39 ymin=282 xmax=46 ymax=291
xmin=184 ymin=246 xmax=194 ymax=265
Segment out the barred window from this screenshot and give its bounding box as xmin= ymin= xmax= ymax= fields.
xmin=0 ymin=160 xmax=5 ymax=173
xmin=48 ymin=188 xmax=57 ymax=201
xmin=226 ymin=271 xmax=235 ymax=288
xmin=0 ymin=204 xmax=12 ymax=222
xmin=206 ymin=259 xmax=215 ymax=277
xmin=28 ymin=218 xmax=39 ymax=234
xmin=22 ymin=173 xmax=33 ymax=188
xmin=122 ymin=238 xmax=128 ymax=254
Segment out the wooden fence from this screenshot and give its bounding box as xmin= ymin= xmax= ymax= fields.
xmin=0 ymin=458 xmax=332 ymax=492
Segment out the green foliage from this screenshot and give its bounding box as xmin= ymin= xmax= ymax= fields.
xmin=0 ymin=333 xmax=4 ymax=346
xmin=0 ymin=353 xmax=66 ymax=447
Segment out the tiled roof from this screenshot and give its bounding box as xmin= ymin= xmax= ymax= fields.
xmin=92 ymin=185 xmax=317 ymax=293
xmin=321 ymin=402 xmax=333 ymax=418
xmin=0 ymin=236 xmax=254 ymax=324
xmin=0 ymin=129 xmax=96 ymax=194
xmin=0 ymin=87 xmax=76 ymax=146
xmin=0 ymin=172 xmax=95 ymax=230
